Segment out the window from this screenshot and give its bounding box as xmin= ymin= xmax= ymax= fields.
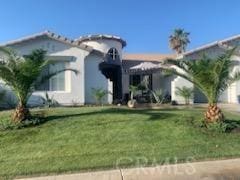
xmin=107 ymin=48 xmax=119 ymax=60
xmin=129 ymin=74 xmax=152 ymax=90
xmin=129 ymin=75 xmax=141 ymax=86
xmin=49 ymin=63 xmax=66 ymax=91
xmin=36 ymin=62 xmax=66 ymax=91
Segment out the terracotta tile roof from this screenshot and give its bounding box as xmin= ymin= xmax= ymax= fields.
xmin=123 ymin=53 xmax=176 ymax=61
xmin=0 ymin=30 xmax=94 ymax=52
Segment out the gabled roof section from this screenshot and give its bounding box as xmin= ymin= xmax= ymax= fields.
xmin=76 ymin=34 xmax=127 ymax=47
xmin=0 ymin=30 xmax=94 ymax=52
xmin=123 ymin=53 xmax=176 ymax=62
xmin=184 ymin=34 xmax=240 ymax=56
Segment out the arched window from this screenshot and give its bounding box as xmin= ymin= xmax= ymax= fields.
xmin=107 ymin=48 xmax=119 ymax=60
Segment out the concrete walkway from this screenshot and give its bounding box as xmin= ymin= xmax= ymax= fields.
xmin=17 ymin=158 xmax=240 ymax=180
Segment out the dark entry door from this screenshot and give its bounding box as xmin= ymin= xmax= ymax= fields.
xmin=99 ymin=62 xmax=122 ymax=102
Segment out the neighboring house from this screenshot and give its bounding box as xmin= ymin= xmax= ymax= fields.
xmin=0 ymin=31 xmax=240 ymax=106
xmin=174 ymin=35 xmax=240 ymax=104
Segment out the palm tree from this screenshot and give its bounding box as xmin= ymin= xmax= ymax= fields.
xmin=169 ymin=28 xmax=190 ymax=54
xmin=164 ymin=49 xmax=240 ymax=123
xmin=127 ymin=85 xmax=139 ymax=108
xmin=129 ymin=85 xmax=138 ymax=102
xmin=91 ymin=88 xmax=108 ymax=105
xmin=0 ymin=47 xmax=78 ymax=122
xmin=175 ymin=86 xmax=193 ymax=105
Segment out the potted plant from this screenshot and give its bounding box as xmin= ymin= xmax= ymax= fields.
xmin=127 ymin=85 xmax=138 ymax=108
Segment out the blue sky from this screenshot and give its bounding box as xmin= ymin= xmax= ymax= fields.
xmin=0 ymin=0 xmax=240 ymax=53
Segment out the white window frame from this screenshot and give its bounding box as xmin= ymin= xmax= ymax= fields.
xmin=48 ymin=62 xmax=71 ymax=93
xmin=108 ymin=48 xmax=119 ymax=60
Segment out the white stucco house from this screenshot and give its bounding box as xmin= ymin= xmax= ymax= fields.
xmin=0 ymin=30 xmax=240 ymax=106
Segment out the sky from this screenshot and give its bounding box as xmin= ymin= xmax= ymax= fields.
xmin=0 ymin=0 xmax=240 ymax=53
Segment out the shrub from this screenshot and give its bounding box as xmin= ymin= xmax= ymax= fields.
xmin=206 ymin=122 xmax=227 ymax=133
xmin=91 ymin=88 xmax=108 ymax=105
xmin=42 ymin=92 xmax=59 ymax=108
xmin=0 ymin=111 xmax=46 ymax=131
xmin=151 ymin=89 xmax=165 ymax=104
xmin=175 ymin=86 xmax=193 ymax=105
xmin=223 ymin=120 xmax=240 ymax=133
xmin=171 ymin=100 xmax=178 ymax=105
xmin=186 ymin=117 xmax=205 ymax=128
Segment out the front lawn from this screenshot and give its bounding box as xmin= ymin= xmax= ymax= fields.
xmin=0 ymin=106 xmax=240 ymax=178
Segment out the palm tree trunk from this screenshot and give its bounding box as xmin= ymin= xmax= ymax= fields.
xmin=185 ymin=98 xmax=190 ymax=105
xmin=130 ymin=92 xmax=134 ymax=101
xmin=12 ymin=102 xmax=31 ymax=123
xmin=204 ymin=104 xmax=224 ymax=123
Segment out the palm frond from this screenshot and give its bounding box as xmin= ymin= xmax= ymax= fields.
xmin=164 ymin=49 xmax=236 ymax=104
xmin=164 ymin=58 xmax=189 ymax=73
xmin=0 ymin=46 xmax=17 ymax=57
xmin=169 ymin=29 xmax=190 ymax=54
xmin=229 ymin=71 xmax=240 ymax=84
xmin=0 ymin=46 xmax=19 ymax=70
xmin=0 ymin=65 xmax=16 ymax=86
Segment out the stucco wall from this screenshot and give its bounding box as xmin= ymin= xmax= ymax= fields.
xmin=158 ymin=74 xmax=173 ymax=95
xmin=186 ymin=45 xmax=223 ymax=59
xmin=82 ymin=39 xmax=123 ymax=59
xmin=152 ymin=73 xmax=161 ymax=90
xmin=229 ymin=57 xmax=240 ymax=103
xmin=122 ymin=73 xmax=130 ymax=95
xmin=84 ymin=54 xmax=109 ymax=104
xmin=7 ymin=37 xmax=89 ymax=106
xmin=171 ymin=76 xmax=194 ymax=104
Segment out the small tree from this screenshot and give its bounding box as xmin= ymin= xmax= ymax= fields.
xmin=175 ymin=86 xmax=193 ymax=105
xmin=0 ymin=47 xmax=78 ymax=122
xmin=91 ymin=88 xmax=108 ymax=105
xmin=127 ymin=85 xmax=139 ymax=108
xmin=164 ymin=49 xmax=240 ymax=123
xmin=129 ymin=85 xmax=138 ymax=101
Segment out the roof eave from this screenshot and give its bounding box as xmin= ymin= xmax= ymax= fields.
xmin=183 ymin=34 xmax=240 ymax=56
xmin=0 ymin=31 xmax=94 ymax=52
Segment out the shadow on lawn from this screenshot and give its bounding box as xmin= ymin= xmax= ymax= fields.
xmin=41 ymin=108 xmax=177 ymax=124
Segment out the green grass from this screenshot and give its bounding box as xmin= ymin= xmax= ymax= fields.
xmin=0 ymin=106 xmax=240 ymax=179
